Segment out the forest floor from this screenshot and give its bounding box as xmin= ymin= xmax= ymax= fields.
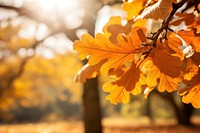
xmin=0 ymin=117 xmax=200 ymax=133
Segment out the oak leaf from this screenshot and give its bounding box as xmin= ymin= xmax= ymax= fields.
xmin=191 ymin=53 xmax=200 ymax=66
xmin=179 ymin=66 xmax=200 ymax=108
xmin=103 ymin=62 xmax=146 ymax=104
xmin=74 ymin=27 xmax=146 ymax=75
xmin=170 ymin=13 xmax=195 ymax=27
xmin=188 ymin=14 xmax=200 ymax=33
xmin=74 ymin=59 xmax=107 ymax=83
xmin=103 ymin=82 xmax=130 ymax=105
xmin=143 ymin=43 xmax=182 ymax=92
xmin=178 ymin=29 xmax=200 ymax=52
xmin=181 ymin=84 xmax=200 ymax=108
xmin=138 ymin=0 xmax=175 ymax=20
xmin=166 ymin=33 xmax=184 ymax=60
xmin=122 ymin=0 xmax=146 ymax=20
xmin=183 ymin=58 xmax=199 ymax=81
xmin=103 ymin=16 xmax=133 ymax=44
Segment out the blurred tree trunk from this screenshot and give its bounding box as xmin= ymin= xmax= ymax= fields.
xmin=153 ymin=90 xmax=194 ymax=125
xmin=83 ymin=77 xmax=102 ymax=133
xmin=81 ymin=0 xmax=103 ymax=132
xmin=145 ymin=96 xmax=153 ymax=120
xmin=175 ymin=103 xmax=193 ymax=125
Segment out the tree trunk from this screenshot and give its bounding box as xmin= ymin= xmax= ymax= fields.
xmin=177 ymin=103 xmax=193 ymax=125
xmin=145 ymin=96 xmax=153 ymax=120
xmin=164 ymin=93 xmax=194 ymax=125
xmin=153 ymin=90 xmax=194 ymax=125
xmin=83 ymin=77 xmax=102 ymax=133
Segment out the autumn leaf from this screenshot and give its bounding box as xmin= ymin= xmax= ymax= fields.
xmin=74 ymin=59 xmax=107 ymax=83
xmin=138 ymin=0 xmax=175 ymax=20
xmin=103 ymin=82 xmax=130 ymax=105
xmin=178 ymin=29 xmax=200 ymax=52
xmin=166 ymin=33 xmax=184 ymax=60
xmin=179 ymin=61 xmax=200 ymax=108
xmin=103 ymin=16 xmax=133 ymax=44
xmin=133 ymin=19 xmax=148 ymax=27
xmin=102 ymin=59 xmax=148 ymax=104
xmin=191 ymin=14 xmax=200 ymax=33
xmin=182 ymin=58 xmax=199 ymax=81
xmin=74 ymin=27 xmax=146 ymax=75
xmin=73 ymin=0 xmax=200 ymax=108
xmin=143 ymin=43 xmax=182 ymax=92
xmin=152 ymin=42 xmax=182 ymax=77
xmin=122 ymin=0 xmax=146 ymax=20
xmin=183 ymin=67 xmax=200 ymax=85
xmin=191 ymin=52 xmax=200 ymax=66
xmin=181 ymin=84 xmax=200 ymax=108
xmin=170 ymin=12 xmax=195 ymax=27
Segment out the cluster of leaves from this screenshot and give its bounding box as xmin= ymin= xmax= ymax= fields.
xmin=74 ymin=0 xmax=200 ymax=108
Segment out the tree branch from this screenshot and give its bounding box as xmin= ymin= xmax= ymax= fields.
xmin=150 ymin=0 xmax=187 ymax=47
xmin=0 ymin=30 xmax=57 ymax=98
xmin=0 ymin=4 xmax=81 ymax=41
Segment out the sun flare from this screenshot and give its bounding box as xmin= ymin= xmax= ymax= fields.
xmin=38 ymin=0 xmax=79 ymax=12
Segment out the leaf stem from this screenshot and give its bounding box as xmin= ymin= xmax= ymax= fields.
xmin=151 ymin=0 xmax=187 ymax=47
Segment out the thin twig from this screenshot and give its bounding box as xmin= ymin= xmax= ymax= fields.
xmin=151 ymin=0 xmax=187 ymax=47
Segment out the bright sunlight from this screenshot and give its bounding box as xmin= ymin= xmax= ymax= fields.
xmin=38 ymin=0 xmax=79 ymax=12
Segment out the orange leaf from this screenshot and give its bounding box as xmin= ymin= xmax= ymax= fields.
xmin=111 ymin=63 xmax=145 ymax=89
xmin=122 ymin=1 xmax=146 ymax=20
xmin=170 ymin=12 xmax=195 ymax=27
xmin=183 ymin=70 xmax=200 ymax=86
xmin=103 ymin=62 xmax=146 ymax=104
xmin=153 ymin=43 xmax=182 ymax=77
xmin=166 ymin=34 xmax=184 ymax=60
xmin=74 ymin=27 xmax=146 ymax=75
xmin=103 ymin=16 xmax=132 ymax=44
xmin=138 ymin=0 xmax=174 ymax=20
xmin=144 ymin=43 xmax=182 ymax=92
xmin=74 ymin=59 xmax=107 ymax=83
xmin=191 ymin=53 xmax=200 ymax=66
xmin=182 ymin=84 xmax=200 ymax=108
xmin=133 ymin=19 xmax=148 ymax=27
xmin=191 ymin=14 xmax=200 ymax=33
xmin=103 ymin=82 xmax=130 ymax=105
xmin=183 ymin=58 xmax=199 ymax=81
xmin=178 ymin=29 xmax=200 ymax=52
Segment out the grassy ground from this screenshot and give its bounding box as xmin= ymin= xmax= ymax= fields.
xmin=0 ymin=118 xmax=200 ymax=133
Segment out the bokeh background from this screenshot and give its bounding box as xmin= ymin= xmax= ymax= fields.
xmin=0 ymin=0 xmax=200 ymax=133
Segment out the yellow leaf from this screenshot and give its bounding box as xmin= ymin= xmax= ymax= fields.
xmin=103 ymin=82 xmax=130 ymax=105
xmin=182 ymin=84 xmax=200 ymax=108
xmin=122 ymin=1 xmax=145 ymax=20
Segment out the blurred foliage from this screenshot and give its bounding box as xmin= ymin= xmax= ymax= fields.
xmin=0 ymin=0 xmax=199 ymax=125
xmin=0 ymin=15 xmax=84 ymax=122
